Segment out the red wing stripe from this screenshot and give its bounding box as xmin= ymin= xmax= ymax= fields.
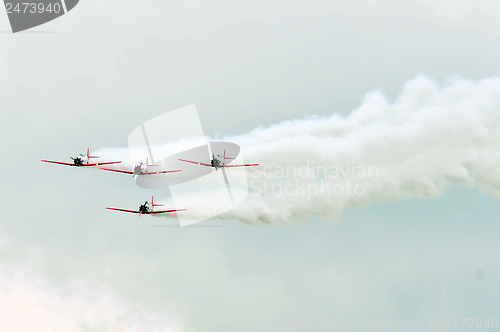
xmin=220 ymin=163 xmax=259 ymax=167
xmin=100 ymin=168 xmax=134 ymax=174
xmin=97 ymin=161 xmax=122 ymax=165
xmin=178 ymin=159 xmax=212 ymax=166
xmin=41 ymin=160 xmax=75 ymax=166
xmin=157 ymin=170 xmax=182 ymax=174
xmin=84 ymin=162 xmax=121 ymax=166
xmin=141 ymin=169 xmax=181 ymax=175
xmin=106 ymin=207 xmax=140 ymax=214
xmin=148 ymin=209 xmax=187 ymax=214
xmin=178 ymin=158 xmax=198 ymax=164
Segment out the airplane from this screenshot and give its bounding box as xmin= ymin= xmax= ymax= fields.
xmin=100 ymin=157 xmax=181 ymax=176
xmin=106 ymin=196 xmax=186 ymax=215
xmin=178 ymin=150 xmax=259 ymax=170
xmin=41 ymin=148 xmax=122 ymax=167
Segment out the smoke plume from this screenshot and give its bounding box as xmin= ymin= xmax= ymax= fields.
xmin=223 ymin=76 xmax=500 ymax=223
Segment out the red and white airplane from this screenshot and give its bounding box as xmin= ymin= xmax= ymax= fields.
xmin=106 ymin=196 xmax=186 ymax=215
xmin=41 ymin=148 xmax=121 ymax=167
xmin=178 ymin=150 xmax=259 ymax=170
xmin=100 ymin=157 xmax=181 ymax=176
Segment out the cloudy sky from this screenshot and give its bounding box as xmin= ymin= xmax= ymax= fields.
xmin=0 ymin=1 xmax=499 ymax=331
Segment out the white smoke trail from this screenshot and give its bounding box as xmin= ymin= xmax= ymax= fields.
xmin=220 ymin=76 xmax=500 ymax=223
xmin=98 ymin=76 xmax=500 ymax=224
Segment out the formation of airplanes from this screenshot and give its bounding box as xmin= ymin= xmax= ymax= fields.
xmin=42 ymin=148 xmax=259 ymax=216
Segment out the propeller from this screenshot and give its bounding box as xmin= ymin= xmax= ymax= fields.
xmin=70 ymin=155 xmax=84 ymax=166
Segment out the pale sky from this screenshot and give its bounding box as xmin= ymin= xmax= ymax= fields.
xmin=0 ymin=1 xmax=499 ymax=331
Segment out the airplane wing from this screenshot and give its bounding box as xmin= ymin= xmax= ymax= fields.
xmin=100 ymin=168 xmax=134 ymax=174
xmin=178 ymin=158 xmax=212 ymax=166
xmin=42 ymin=160 xmax=122 ymax=167
xmin=147 ymin=208 xmax=187 ymax=214
xmin=141 ymin=169 xmax=182 ymax=175
xmin=41 ymin=160 xmax=76 ymax=166
xmin=84 ymin=161 xmax=122 ymax=166
xmin=219 ymin=163 xmax=260 ymax=167
xmin=106 ymin=207 xmax=140 ymax=214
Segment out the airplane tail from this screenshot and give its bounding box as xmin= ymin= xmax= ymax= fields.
xmin=146 ymin=157 xmax=158 ymax=167
xmin=151 ymin=196 xmax=164 ymax=207
xmin=87 ymin=148 xmax=100 ymax=159
xmin=223 ymin=149 xmax=235 ymax=160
